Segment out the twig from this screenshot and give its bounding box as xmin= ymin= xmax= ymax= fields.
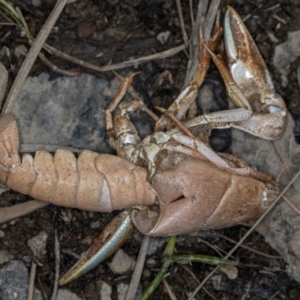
xmin=202 ymin=286 xmax=218 ymax=300
xmin=0 ymin=200 xmax=48 ymax=224
xmin=180 ymin=265 xmax=218 ymax=300
xmin=214 ymin=233 xmax=283 ymax=259
xmin=38 ymin=52 xmax=79 ymax=76
xmin=264 ymin=4 xmax=281 ymax=12
xmin=189 ymin=0 xmax=194 ymax=26
xmin=163 ymin=279 xmax=177 ymax=300
xmin=273 ymin=14 xmax=287 ymax=25
xmin=1 ymin=0 xmax=69 ymax=115
xmin=51 ymin=229 xmax=60 ymax=300
xmin=37 ymin=276 xmax=48 ymax=300
xmin=125 ymin=235 xmax=151 ymax=300
xmin=197 ymin=237 xmax=225 ymax=257
xmin=61 ymin=249 xmax=81 ymax=260
xmin=269 ymin=290 xmax=281 ymax=300
xmin=203 ymin=0 xmax=220 ymax=43
xmin=27 ymin=261 xmax=37 ymax=300
xmin=184 ymin=0 xmax=208 ymax=86
xmin=108 ymin=31 xmax=136 ymax=65
xmin=242 ymin=4 xmax=263 ymax=22
xmin=175 ymin=0 xmax=189 ymax=47
xmin=45 ymin=42 xmax=188 ymax=73
xmin=188 ymin=171 xmax=300 ymax=299
xmin=283 ymin=195 xmax=300 ymax=215
xmin=0 ymin=62 xmax=8 ymax=107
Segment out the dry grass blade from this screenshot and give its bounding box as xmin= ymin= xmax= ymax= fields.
xmin=176 ymin=0 xmax=189 ymax=47
xmin=125 ymin=236 xmax=151 ymax=300
xmin=184 ymin=0 xmax=220 ymax=86
xmin=27 ymin=261 xmax=37 ymax=300
xmin=0 ymin=200 xmax=48 ymax=224
xmin=1 ymin=0 xmax=69 ymax=115
xmin=51 ymin=230 xmax=60 ymax=300
xmin=0 ymin=62 xmax=8 ymax=107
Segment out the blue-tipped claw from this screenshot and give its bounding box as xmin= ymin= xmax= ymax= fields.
xmin=59 ymin=210 xmax=135 ymax=285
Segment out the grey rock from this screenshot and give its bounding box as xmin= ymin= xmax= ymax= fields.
xmin=231 ymin=113 xmax=300 ymax=283
xmin=13 ymin=73 xmax=153 ymax=154
xmin=0 ymin=260 xmax=42 ymax=300
xmin=273 ymin=30 xmax=300 ymax=86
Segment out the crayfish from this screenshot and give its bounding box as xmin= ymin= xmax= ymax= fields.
xmin=0 ymin=6 xmax=286 ymax=286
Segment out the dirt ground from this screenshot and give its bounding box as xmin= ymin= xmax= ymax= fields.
xmin=1 ymin=0 xmax=300 ymax=299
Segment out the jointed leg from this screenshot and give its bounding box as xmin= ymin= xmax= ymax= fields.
xmin=105 ymin=73 xmax=159 ymax=159
xmin=154 ymin=23 xmax=223 ymax=132
xmin=159 ymin=107 xmax=273 ymax=182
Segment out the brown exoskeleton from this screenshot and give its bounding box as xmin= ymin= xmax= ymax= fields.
xmin=0 ymin=6 xmax=285 ymax=285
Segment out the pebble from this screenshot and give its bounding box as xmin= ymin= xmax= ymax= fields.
xmin=147 ymin=237 xmax=165 ymax=255
xmin=117 ymin=282 xmax=128 ymax=300
xmin=0 ymin=250 xmax=13 ymax=264
xmin=90 ymin=220 xmax=101 ymax=229
xmin=31 ymin=0 xmax=42 ymax=7
xmin=220 ymin=265 xmax=238 ymax=280
xmin=109 ymin=249 xmax=135 ymax=274
xmin=0 ymin=230 xmax=5 ymax=238
xmin=97 ymin=280 xmax=112 ymax=300
xmin=27 ymin=231 xmax=48 ymax=260
xmin=75 ymin=21 xmax=96 ymax=40
xmin=0 ymin=260 xmax=42 ymax=300
xmin=210 ymin=274 xmax=224 ymax=291
xmin=157 ymin=31 xmax=170 ymax=44
xmin=57 ymin=289 xmax=83 ymax=300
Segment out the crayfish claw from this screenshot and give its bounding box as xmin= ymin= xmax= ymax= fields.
xmin=59 ymin=210 xmax=135 ymax=285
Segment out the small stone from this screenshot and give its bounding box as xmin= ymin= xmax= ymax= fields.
xmin=75 ymin=21 xmax=96 ymax=40
xmin=109 ymin=249 xmax=135 ymax=274
xmin=0 ymin=250 xmax=13 ymax=264
xmin=117 ymin=283 xmax=128 ymax=300
xmin=90 ymin=220 xmax=101 ymax=229
xmin=146 ymin=258 xmax=157 ymax=266
xmin=211 ymin=274 xmax=224 ymax=291
xmin=220 ymin=265 xmax=238 ymax=280
xmin=147 ymin=237 xmax=165 ymax=255
xmin=143 ymin=269 xmax=151 ymax=278
xmin=96 ymin=280 xmax=112 ymax=300
xmin=157 ymin=31 xmax=170 ymax=44
xmin=27 ymin=231 xmax=48 ymax=259
xmin=32 ymin=0 xmax=42 ymax=7
xmin=0 ymin=230 xmax=5 ymax=238
xmin=83 ymin=281 xmax=98 ymax=300
xmin=57 ymin=289 xmax=82 ymax=300
xmin=80 ymin=235 xmax=93 ymax=246
xmin=15 ymin=44 xmax=28 ymax=59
